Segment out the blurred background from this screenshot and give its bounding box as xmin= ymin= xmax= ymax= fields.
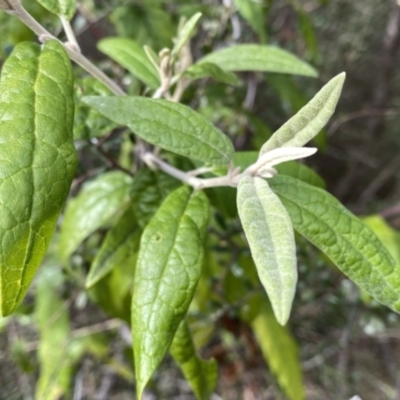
xmin=1 ymin=1 xmax=400 ymax=399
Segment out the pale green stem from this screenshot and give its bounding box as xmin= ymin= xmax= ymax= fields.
xmin=60 ymin=15 xmax=80 ymax=52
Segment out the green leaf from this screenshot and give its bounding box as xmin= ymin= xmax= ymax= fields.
xmin=232 ymin=0 xmax=267 ymax=42
xmin=36 ymin=0 xmax=76 ymax=20
xmin=183 ymin=62 xmax=239 ymax=85
xmin=198 ymin=44 xmax=318 ymax=77
xmin=260 ymin=73 xmax=345 ymax=154
xmin=270 ymin=175 xmax=400 ymax=313
xmin=132 ymin=186 xmax=209 ymax=398
xmin=171 ymin=12 xmax=202 ymax=60
xmin=237 ymin=176 xmax=297 ymax=325
xmin=246 ymin=294 xmax=304 ymax=400
xmin=86 ymin=205 xmax=141 ymax=288
xmin=0 ymin=40 xmax=77 ymax=316
xmin=59 ymin=171 xmax=133 ymax=263
xmin=82 ymin=97 xmax=234 ymax=165
xmin=170 ymin=320 xmax=218 ymax=400
xmin=275 ymin=161 xmax=325 ymax=188
xmin=98 ymin=38 xmax=160 ymax=89
xmin=130 ymin=168 xmax=181 ymax=228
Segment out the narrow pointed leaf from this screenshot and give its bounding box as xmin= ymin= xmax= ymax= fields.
xmin=270 ymin=175 xmax=400 ymax=313
xmin=260 ymin=73 xmax=345 ymax=155
xmin=86 ymin=205 xmax=141 ymax=288
xmin=237 ymin=176 xmax=297 ymax=325
xmin=83 ymin=97 xmax=234 ymax=165
xmin=98 ymin=38 xmax=160 ymax=89
xmin=170 ymin=320 xmax=218 ymax=400
xmin=198 ymin=44 xmax=317 ymax=77
xmin=59 ymin=171 xmax=133 ymax=263
xmin=183 ymin=62 xmax=239 ymax=85
xmin=245 ymin=295 xmax=304 ymax=400
xmin=0 ymin=40 xmax=77 ymax=316
xmin=132 ymin=186 xmax=209 ymax=398
xmin=130 ymin=168 xmax=180 ymax=228
xmin=232 ymin=0 xmax=267 ymax=42
xmin=36 ymin=0 xmax=76 ymax=20
xmin=171 ymin=12 xmax=202 ymax=60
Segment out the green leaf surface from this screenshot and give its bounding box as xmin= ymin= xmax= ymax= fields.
xmin=132 ymin=186 xmax=209 ymax=398
xmin=232 ymin=0 xmax=267 ymax=42
xmin=184 ymin=62 xmax=239 ymax=85
xmin=0 ymin=40 xmax=77 ymax=316
xmin=98 ymin=38 xmax=160 ymax=89
xmin=36 ymin=0 xmax=76 ymax=20
xmin=86 ymin=205 xmax=141 ymax=288
xmin=130 ymin=168 xmax=181 ymax=229
xmin=246 ymin=295 xmax=304 ymax=400
xmin=59 ymin=171 xmax=133 ymax=263
xmin=270 ymin=175 xmax=400 ymax=313
xmin=260 ymin=73 xmax=345 ymax=154
xmin=171 ymin=12 xmax=202 ymax=60
xmin=170 ymin=320 xmax=218 ymax=400
xmin=237 ymin=176 xmax=297 ymax=325
xmin=82 ymin=96 xmax=234 ymax=165
xmin=198 ymin=44 xmax=317 ymax=77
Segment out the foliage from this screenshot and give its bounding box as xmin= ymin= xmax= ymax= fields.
xmin=0 ymin=1 xmax=399 ymax=399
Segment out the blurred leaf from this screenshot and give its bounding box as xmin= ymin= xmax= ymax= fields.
xmin=270 ymin=176 xmax=400 ymax=314
xmin=232 ymin=0 xmax=267 ymax=42
xmin=298 ymin=8 xmax=318 ymax=61
xmin=184 ymin=62 xmax=239 ymax=85
xmin=170 ymin=320 xmax=218 ymax=400
xmin=260 ymin=73 xmax=345 ymax=154
xmin=98 ymin=38 xmax=160 ymax=89
xmin=59 ymin=171 xmax=133 ymax=263
xmin=199 ymin=44 xmax=318 ymax=77
xmin=237 ymin=176 xmax=297 ymax=325
xmin=36 ymin=0 xmax=76 ymax=20
xmin=83 ymin=97 xmax=235 ymax=165
xmin=0 ymin=40 xmax=76 ymax=316
xmin=132 ymin=187 xmax=209 ymax=398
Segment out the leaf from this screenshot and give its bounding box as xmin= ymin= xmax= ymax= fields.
xmin=260 ymin=73 xmax=345 ymax=155
xmin=183 ymin=62 xmax=239 ymax=85
xmin=245 ymin=294 xmax=304 ymax=400
xmin=171 ymin=12 xmax=202 ymax=60
xmin=198 ymin=44 xmax=317 ymax=77
xmin=232 ymin=0 xmax=267 ymax=42
xmin=59 ymin=171 xmax=133 ymax=263
xmin=36 ymin=0 xmax=76 ymax=20
xmin=130 ymin=168 xmax=181 ymax=228
xmin=270 ymin=175 xmax=400 ymax=313
xmin=83 ymin=96 xmax=234 ymax=165
xmin=86 ymin=205 xmax=141 ymax=288
xmin=170 ymin=320 xmax=218 ymax=400
xmin=0 ymin=40 xmax=77 ymax=316
xmin=132 ymin=186 xmax=209 ymax=398
xmin=237 ymin=176 xmax=297 ymax=325
xmin=98 ymin=38 xmax=160 ymax=89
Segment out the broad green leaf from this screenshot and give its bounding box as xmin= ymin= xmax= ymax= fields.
xmin=260 ymin=73 xmax=345 ymax=155
xmin=86 ymin=205 xmax=141 ymax=288
xmin=130 ymin=168 xmax=180 ymax=228
xmin=171 ymin=12 xmax=202 ymax=60
xmin=232 ymin=0 xmax=267 ymax=42
xmin=270 ymin=175 xmax=400 ymax=313
xmin=132 ymin=186 xmax=209 ymax=398
xmin=245 ymin=294 xmax=304 ymax=400
xmin=0 ymin=40 xmax=77 ymax=316
xmin=198 ymin=44 xmax=317 ymax=77
xmin=36 ymin=0 xmax=76 ymax=20
xmin=98 ymin=38 xmax=160 ymax=89
xmin=363 ymin=215 xmax=400 ymax=265
xmin=170 ymin=320 xmax=218 ymax=400
xmin=237 ymin=176 xmax=297 ymax=325
xmin=183 ymin=62 xmax=239 ymax=85
xmin=59 ymin=171 xmax=133 ymax=263
xmin=35 ymin=263 xmax=72 ymax=400
xmin=83 ymin=97 xmax=234 ymax=165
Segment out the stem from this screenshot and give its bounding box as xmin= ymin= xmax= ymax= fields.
xmin=60 ymin=15 xmax=80 ymax=52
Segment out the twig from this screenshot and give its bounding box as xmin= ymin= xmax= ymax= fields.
xmin=60 ymin=16 xmax=81 ymax=52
